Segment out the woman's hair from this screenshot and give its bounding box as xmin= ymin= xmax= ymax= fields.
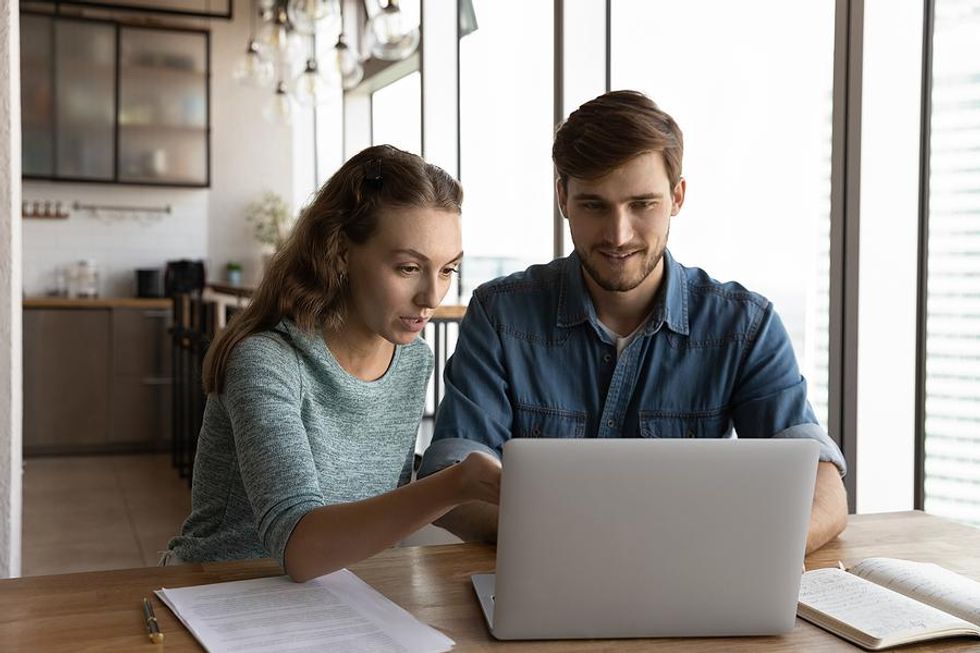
xmin=552 ymin=90 xmax=684 ymax=189
xmin=202 ymin=144 xmax=463 ymax=394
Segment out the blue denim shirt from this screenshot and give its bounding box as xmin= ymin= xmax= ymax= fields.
xmin=419 ymin=250 xmax=846 ymax=477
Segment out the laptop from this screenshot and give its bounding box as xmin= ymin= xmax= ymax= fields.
xmin=472 ymin=438 xmax=820 ymax=640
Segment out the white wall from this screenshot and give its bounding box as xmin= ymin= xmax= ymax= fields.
xmin=1 ymin=0 xmax=23 ymax=578
xmin=208 ymin=0 xmax=297 ymax=287
xmin=21 ymin=0 xmax=299 ymax=295
xmin=21 ymin=183 xmax=207 ymax=296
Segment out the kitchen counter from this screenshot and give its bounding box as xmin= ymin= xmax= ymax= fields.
xmin=23 ymin=297 xmax=172 ymax=310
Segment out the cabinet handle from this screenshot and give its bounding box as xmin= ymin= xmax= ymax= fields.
xmin=142 ymin=377 xmax=173 ymax=386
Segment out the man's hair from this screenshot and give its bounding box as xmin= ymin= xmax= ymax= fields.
xmin=552 ymin=90 xmax=684 ymax=189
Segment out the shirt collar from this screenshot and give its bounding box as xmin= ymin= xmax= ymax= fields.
xmin=556 ymin=249 xmax=690 ymax=337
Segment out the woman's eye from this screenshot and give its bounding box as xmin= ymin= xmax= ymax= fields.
xmin=397 ymin=265 xmax=420 ymax=275
xmin=440 ymin=267 xmax=459 ymax=278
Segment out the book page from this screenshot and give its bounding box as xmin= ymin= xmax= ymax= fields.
xmin=156 ymin=570 xmax=453 ymax=653
xmin=850 ymin=557 xmax=980 ymax=627
xmin=798 ymin=568 xmax=976 ymax=644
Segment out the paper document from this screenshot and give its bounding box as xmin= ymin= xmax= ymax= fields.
xmin=155 ymin=569 xmax=454 ymax=653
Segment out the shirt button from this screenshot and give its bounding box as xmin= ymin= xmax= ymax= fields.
xmin=607 ymin=419 xmax=615 ymax=428
xmin=603 ymin=353 xmax=612 ymax=363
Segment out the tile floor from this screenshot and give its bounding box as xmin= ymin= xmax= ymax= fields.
xmin=22 ymin=454 xmax=192 ymax=577
xmin=21 ymin=452 xmax=460 ymax=577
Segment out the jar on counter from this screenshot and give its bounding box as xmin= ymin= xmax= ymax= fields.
xmin=69 ymin=260 xmax=99 ymax=299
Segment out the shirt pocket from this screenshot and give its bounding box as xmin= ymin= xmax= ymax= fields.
xmin=514 ymin=404 xmax=587 ymax=438
xmin=638 ymin=411 xmax=732 ymax=439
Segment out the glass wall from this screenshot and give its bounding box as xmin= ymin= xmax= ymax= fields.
xmin=855 ymin=0 xmax=923 ymax=513
xmin=924 ymin=0 xmax=980 ymax=526
xmin=458 ymin=0 xmax=554 ymax=300
xmin=610 ymin=0 xmax=836 ymax=429
xmin=372 ymin=71 xmax=422 ymax=155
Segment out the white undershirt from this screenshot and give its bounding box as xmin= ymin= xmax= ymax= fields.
xmin=596 ymin=318 xmax=647 ymax=357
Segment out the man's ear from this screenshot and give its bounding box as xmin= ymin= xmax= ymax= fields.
xmin=556 ymin=177 xmax=568 ymax=219
xmin=670 ymin=177 xmax=687 ymax=216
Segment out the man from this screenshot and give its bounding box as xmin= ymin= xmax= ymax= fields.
xmin=419 ymin=90 xmax=848 ymax=553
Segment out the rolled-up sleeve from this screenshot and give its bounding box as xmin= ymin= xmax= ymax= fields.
xmin=731 ymin=303 xmax=847 ymax=476
xmin=221 ymin=336 xmax=325 ymax=566
xmin=420 ymin=292 xmax=513 ymax=478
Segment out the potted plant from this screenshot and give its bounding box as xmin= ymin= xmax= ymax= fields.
xmin=245 ymin=191 xmax=294 ymax=275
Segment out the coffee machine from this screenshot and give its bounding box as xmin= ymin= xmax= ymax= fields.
xmin=164 ymin=259 xmax=206 ymax=296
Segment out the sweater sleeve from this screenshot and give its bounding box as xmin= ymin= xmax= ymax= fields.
xmin=220 ymin=334 xmax=325 ymax=567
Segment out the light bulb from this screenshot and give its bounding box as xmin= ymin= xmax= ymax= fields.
xmin=367 ymin=1 xmax=420 ymax=61
xmin=263 ymin=82 xmax=294 ymax=125
xmin=255 ymin=8 xmax=302 ymax=63
xmin=286 ymin=0 xmax=340 ymax=36
xmin=335 ymin=36 xmax=363 ymax=90
xmin=291 ymin=58 xmax=337 ymax=107
xmin=232 ymin=40 xmax=275 ymax=88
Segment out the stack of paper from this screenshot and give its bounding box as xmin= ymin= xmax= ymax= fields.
xmin=156 ymin=569 xmax=454 ymax=652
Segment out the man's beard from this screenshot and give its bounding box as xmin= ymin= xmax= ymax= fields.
xmin=578 ymin=242 xmax=666 ymax=293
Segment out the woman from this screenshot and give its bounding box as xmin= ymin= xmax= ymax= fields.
xmin=166 ymin=145 xmax=500 ymax=582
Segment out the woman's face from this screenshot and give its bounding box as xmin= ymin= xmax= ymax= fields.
xmin=344 ymin=206 xmax=462 ymax=346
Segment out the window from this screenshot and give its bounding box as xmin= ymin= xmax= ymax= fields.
xmin=372 ymin=71 xmax=421 ymax=154
xmin=610 ymin=0 xmax=836 ymax=429
xmin=458 ymin=0 xmax=554 ymax=300
xmin=923 ymin=0 xmax=980 ymax=526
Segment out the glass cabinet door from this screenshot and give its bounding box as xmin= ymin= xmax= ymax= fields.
xmin=54 ymin=18 xmax=116 ymax=180
xmin=118 ymin=27 xmax=208 ymax=185
xmin=21 ymin=14 xmax=54 ymax=177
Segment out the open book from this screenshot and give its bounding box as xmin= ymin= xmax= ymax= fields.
xmin=798 ymin=557 xmax=980 ymax=650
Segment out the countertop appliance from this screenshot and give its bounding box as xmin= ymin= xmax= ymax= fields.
xmin=164 ymin=260 xmax=206 ymax=296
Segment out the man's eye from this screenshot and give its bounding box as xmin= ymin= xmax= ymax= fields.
xmin=440 ymin=267 xmax=460 ymax=278
xmin=581 ymin=202 xmax=604 ymax=211
xmin=634 ymin=201 xmax=657 ymax=210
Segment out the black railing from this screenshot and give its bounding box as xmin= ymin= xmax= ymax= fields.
xmin=170 ymin=292 xmax=217 ymax=486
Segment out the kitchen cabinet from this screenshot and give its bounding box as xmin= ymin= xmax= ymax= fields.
xmin=109 ymin=308 xmax=173 ymax=445
xmin=20 ymin=14 xmax=55 ymax=177
xmin=20 ymin=11 xmax=210 ymax=187
xmin=23 ymin=309 xmax=111 ymax=450
xmin=23 ymin=303 xmax=173 ymax=454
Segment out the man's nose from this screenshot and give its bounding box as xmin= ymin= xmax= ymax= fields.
xmin=604 ymin=206 xmax=633 ymax=247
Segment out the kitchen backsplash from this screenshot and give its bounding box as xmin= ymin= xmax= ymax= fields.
xmin=22 ymin=181 xmax=208 ymax=297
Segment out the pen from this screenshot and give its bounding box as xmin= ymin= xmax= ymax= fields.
xmin=143 ymin=597 xmax=164 ymax=644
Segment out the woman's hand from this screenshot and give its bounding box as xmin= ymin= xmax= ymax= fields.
xmin=455 ymin=451 xmax=501 ymax=505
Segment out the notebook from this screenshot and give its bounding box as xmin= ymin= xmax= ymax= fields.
xmin=473 ymin=438 xmax=820 ymax=639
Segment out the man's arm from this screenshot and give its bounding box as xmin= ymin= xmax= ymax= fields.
xmin=420 ymin=292 xmax=514 ymax=543
xmin=434 ymin=501 xmax=499 ymax=543
xmin=806 ymin=461 xmax=848 ymax=554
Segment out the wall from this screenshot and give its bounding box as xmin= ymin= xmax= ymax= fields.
xmin=1 ymin=0 xmax=23 ymax=578
xmin=207 ymin=0 xmax=298 ymax=288
xmin=21 ymin=0 xmax=299 ymax=296
xmin=21 ymin=183 xmax=208 ymax=296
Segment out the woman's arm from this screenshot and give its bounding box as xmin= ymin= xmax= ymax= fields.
xmin=284 ymin=451 xmax=500 ymax=582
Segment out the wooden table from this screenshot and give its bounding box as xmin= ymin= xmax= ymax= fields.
xmin=2 ymin=512 xmax=978 ymax=652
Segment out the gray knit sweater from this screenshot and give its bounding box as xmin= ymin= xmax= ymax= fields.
xmin=168 ymin=319 xmax=433 ymax=566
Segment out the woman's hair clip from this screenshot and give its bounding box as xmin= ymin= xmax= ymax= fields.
xmin=366 ymin=159 xmax=383 ymax=189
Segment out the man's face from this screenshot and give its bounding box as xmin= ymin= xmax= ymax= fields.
xmin=558 ymin=151 xmax=685 ymax=295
